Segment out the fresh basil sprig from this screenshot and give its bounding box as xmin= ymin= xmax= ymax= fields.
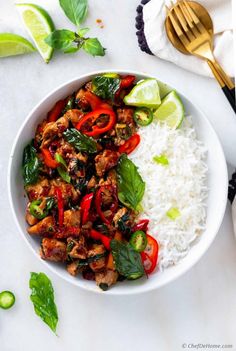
xmin=63 ymin=128 xmax=98 ymax=153
xmin=92 ymin=75 xmax=121 ymax=100
xmin=29 ymin=272 xmax=58 ymax=334
xmin=117 ymin=154 xmax=145 ymax=211
xmin=110 ymin=240 xmax=145 ymax=280
xmin=22 ymin=140 xmax=40 ymax=186
xmin=45 ymin=0 xmax=105 ymax=57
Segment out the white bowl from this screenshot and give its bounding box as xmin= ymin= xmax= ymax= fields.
xmin=8 ymin=70 xmax=228 ymax=295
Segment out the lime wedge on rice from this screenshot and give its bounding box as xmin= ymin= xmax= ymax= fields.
xmin=0 ymin=33 xmax=36 ymax=57
xmin=153 ymin=91 xmax=184 ymax=129
xmin=124 ymin=78 xmax=161 ymax=108
xmin=15 ymin=3 xmax=55 ymax=63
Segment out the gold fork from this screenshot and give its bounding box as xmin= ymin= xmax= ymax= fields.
xmin=165 ymin=0 xmax=235 ymax=112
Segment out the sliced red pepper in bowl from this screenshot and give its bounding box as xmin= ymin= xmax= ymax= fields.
xmin=90 ymin=229 xmax=111 ymax=250
xmin=120 ymin=75 xmax=135 ymax=89
xmin=83 ymin=91 xmax=112 ymax=110
xmin=133 ymin=219 xmax=149 ymax=232
xmin=41 ymin=148 xmax=59 ymax=169
xmin=95 ymin=185 xmax=118 ymax=225
xmin=118 ymin=133 xmax=140 ymax=155
xmin=141 ymin=234 xmax=159 ymax=274
xmin=76 ymin=108 xmax=116 ymax=137
xmin=47 ymin=100 xmax=66 ymax=122
xmin=80 ymin=193 xmax=94 ymax=224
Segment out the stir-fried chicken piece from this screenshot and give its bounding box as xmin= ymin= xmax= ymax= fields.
xmin=25 ymin=178 xmax=50 ymax=201
xmin=95 ymin=269 xmax=119 ymax=289
xmin=54 ymin=139 xmax=75 ymax=160
xmin=87 ymin=175 xmax=97 ymax=190
xmin=76 ymin=88 xmax=90 ymax=110
xmin=42 ymin=116 xmax=69 ymax=147
xmin=87 ymin=244 xmax=106 ymax=272
xmin=67 ymin=236 xmax=87 ymax=259
xmin=67 ymin=261 xmax=81 ymax=276
xmin=116 ymin=108 xmax=136 ymax=133
xmin=95 ymin=150 xmax=119 ymax=177
xmin=98 ymin=170 xmax=117 ymax=187
xmin=68 ymin=153 xmax=88 ymax=177
xmin=63 ymin=109 xmax=84 ymax=127
xmin=28 ymin=215 xmax=55 ymax=236
xmin=113 ymin=208 xmax=128 ymax=227
xmin=28 ymin=209 xmax=80 ymax=236
xmin=40 ymin=238 xmax=67 ymax=262
xmin=49 ymin=178 xmax=80 ymax=203
xmin=63 ymin=209 xmax=81 ymax=227
xmin=80 ymin=221 xmax=93 ymax=237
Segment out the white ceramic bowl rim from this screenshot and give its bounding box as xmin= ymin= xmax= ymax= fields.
xmin=8 ymin=69 xmax=228 ymax=295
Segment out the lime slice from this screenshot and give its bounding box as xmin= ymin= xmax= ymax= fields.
xmin=0 ymin=33 xmax=35 ymax=57
xmin=124 ymin=78 xmax=161 ymax=108
xmin=15 ymin=3 xmax=55 ymax=63
xmin=153 ymin=91 xmax=184 ymax=129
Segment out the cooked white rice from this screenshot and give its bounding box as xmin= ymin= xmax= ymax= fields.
xmin=130 ymin=116 xmax=208 ymax=270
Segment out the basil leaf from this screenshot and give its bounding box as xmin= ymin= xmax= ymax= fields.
xmin=117 ymin=154 xmax=145 ymax=211
xmin=64 ymin=46 xmax=80 ymax=54
xmin=45 ymin=29 xmax=76 ymax=51
xmin=55 ymin=153 xmax=71 ymax=183
xmin=77 ymin=27 xmax=90 ymax=36
xmin=59 ymin=0 xmax=88 ymax=26
xmin=22 ymin=141 xmax=40 ymax=185
xmin=29 ymin=272 xmax=58 ymax=334
xmin=63 ymin=128 xmax=97 ymax=154
xmin=110 ymin=240 xmax=144 ymax=280
xmin=82 ymin=38 xmax=105 ymax=57
xmin=92 ymin=75 xmax=120 ymax=100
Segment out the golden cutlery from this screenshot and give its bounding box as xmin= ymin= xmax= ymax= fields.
xmin=165 ymin=0 xmax=235 ymax=112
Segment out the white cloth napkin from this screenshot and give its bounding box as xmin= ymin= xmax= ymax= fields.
xmin=142 ymin=0 xmax=234 ymax=77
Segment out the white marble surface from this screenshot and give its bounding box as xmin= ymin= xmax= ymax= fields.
xmin=1 ymin=0 xmax=236 ymax=350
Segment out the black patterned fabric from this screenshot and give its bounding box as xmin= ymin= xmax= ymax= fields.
xmin=228 ymin=172 xmax=236 ymax=203
xmin=135 ymin=0 xmax=153 ymax=55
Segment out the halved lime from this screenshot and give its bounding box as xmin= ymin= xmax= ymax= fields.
xmin=124 ymin=78 xmax=161 ymax=108
xmin=15 ymin=3 xmax=55 ymax=63
xmin=0 ymin=33 xmax=35 ymax=57
xmin=153 ymin=91 xmax=185 ymax=129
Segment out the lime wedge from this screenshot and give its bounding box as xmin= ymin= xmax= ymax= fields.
xmin=153 ymin=91 xmax=184 ymax=129
xmin=124 ymin=78 xmax=161 ymax=108
xmin=0 ymin=33 xmax=35 ymax=57
xmin=15 ymin=3 xmax=55 ymax=63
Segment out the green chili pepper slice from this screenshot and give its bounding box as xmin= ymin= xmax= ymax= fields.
xmin=0 ymin=291 xmax=15 ymax=309
xmin=134 ymin=107 xmax=153 ymax=126
xmin=29 ymin=197 xmax=55 ymax=220
xmin=129 ymin=230 xmax=147 ymax=252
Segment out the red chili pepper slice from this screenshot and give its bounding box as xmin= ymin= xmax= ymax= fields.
xmin=84 ymin=91 xmax=112 ymax=110
xmin=141 ymin=234 xmax=158 ymax=274
xmin=55 ymin=187 xmax=64 ymax=227
xmin=120 ymin=75 xmax=135 ymax=89
xmin=90 ymin=229 xmax=111 ymax=250
xmin=95 ymin=185 xmax=118 ymax=225
xmin=76 ymin=108 xmax=116 ymax=137
xmin=41 ymin=148 xmax=59 ymax=169
xmin=80 ymin=193 xmax=94 ymax=225
xmin=47 ymin=100 xmax=66 ymax=122
xmin=118 ymin=134 xmax=140 ymax=155
xmin=133 ymin=219 xmax=149 ymax=232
